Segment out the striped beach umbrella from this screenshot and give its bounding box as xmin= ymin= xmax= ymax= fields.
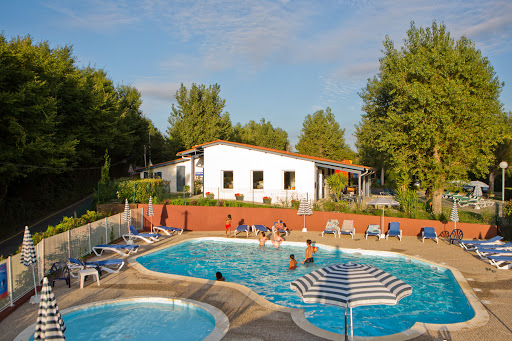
xmin=123 ymin=199 xmax=132 ymax=242
xmin=20 ymin=226 xmax=39 ymax=304
xmin=147 ymin=196 xmax=154 ymax=233
xmin=34 ymin=277 xmax=65 ymax=340
xmin=297 ymin=198 xmax=313 ymax=231
xmin=473 ymin=185 xmax=483 ymax=198
xmin=450 ymin=199 xmax=459 ymax=230
xmin=291 ymin=262 xmax=412 ymax=339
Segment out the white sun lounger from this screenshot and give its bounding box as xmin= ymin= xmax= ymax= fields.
xmin=122 ymin=225 xmax=161 ymax=244
xmin=458 ymin=236 xmax=503 ymax=250
xmin=475 ymin=248 xmax=512 ymax=259
xmin=153 ymin=225 xmax=184 ymax=236
xmin=488 ymin=255 xmax=512 ymax=270
xmin=339 ymin=220 xmax=355 ymax=239
xmin=252 ymin=225 xmax=270 ymax=235
xmin=233 ymin=225 xmax=251 ymax=238
xmin=92 ymin=244 xmax=140 ymax=257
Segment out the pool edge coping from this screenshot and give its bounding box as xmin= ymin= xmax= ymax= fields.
xmin=14 ymin=297 xmax=229 ymax=341
xmin=130 ymin=236 xmax=490 ymax=340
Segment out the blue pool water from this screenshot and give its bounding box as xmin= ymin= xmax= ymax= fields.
xmin=31 ymin=299 xmax=215 ymax=341
xmin=137 ymin=239 xmax=475 ymax=337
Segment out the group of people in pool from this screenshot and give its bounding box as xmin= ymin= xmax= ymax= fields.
xmin=215 ymin=239 xmax=316 ymax=280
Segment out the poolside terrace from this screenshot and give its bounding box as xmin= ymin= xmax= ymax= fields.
xmin=4 ymin=230 xmax=512 ymax=340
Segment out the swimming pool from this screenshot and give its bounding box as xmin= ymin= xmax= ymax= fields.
xmin=137 ymin=238 xmax=475 ymax=337
xmin=17 ymin=297 xmax=228 ymax=341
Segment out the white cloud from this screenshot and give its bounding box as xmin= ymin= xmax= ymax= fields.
xmin=136 ymin=81 xmax=181 ymax=101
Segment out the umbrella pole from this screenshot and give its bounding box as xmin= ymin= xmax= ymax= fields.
xmin=304 ymin=215 xmax=306 ymax=230
xmin=151 ymin=216 xmax=153 ymax=234
xmin=31 ymin=264 xmax=39 ymax=302
xmin=344 ymin=306 xmax=348 ymax=341
xmin=350 ymin=307 xmax=353 ymax=340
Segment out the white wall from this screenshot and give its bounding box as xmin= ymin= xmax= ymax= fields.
xmin=203 ymin=144 xmax=315 ymax=202
xmin=139 ymin=158 xmax=203 ymax=193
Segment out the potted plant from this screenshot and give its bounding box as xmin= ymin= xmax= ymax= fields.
xmin=205 ymin=192 xmax=214 ymax=199
xmin=235 ymin=193 xmax=244 ymax=201
xmin=263 ymin=196 xmax=272 ymax=204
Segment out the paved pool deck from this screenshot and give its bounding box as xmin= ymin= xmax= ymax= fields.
xmin=4 ymin=230 xmax=512 ymax=341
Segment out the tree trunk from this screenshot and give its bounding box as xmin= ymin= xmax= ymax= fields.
xmin=432 ymin=187 xmax=443 ymax=215
xmin=380 ymin=167 xmax=385 ymax=185
xmin=489 ymin=171 xmax=496 ymax=195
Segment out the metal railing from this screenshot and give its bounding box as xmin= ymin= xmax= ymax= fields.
xmin=0 ymin=208 xmax=143 ymax=312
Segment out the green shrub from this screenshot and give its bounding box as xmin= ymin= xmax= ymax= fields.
xmin=117 ymin=178 xmax=163 ymax=203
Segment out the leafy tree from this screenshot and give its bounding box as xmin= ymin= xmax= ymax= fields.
xmin=295 ymin=108 xmax=352 ymax=160
xmin=488 ymin=112 xmax=512 ymax=194
xmin=233 ymin=118 xmax=289 ymax=150
xmin=167 ymin=83 xmax=232 ymax=152
xmin=100 ymin=149 xmax=111 ymax=184
xmin=326 ymin=173 xmax=348 ymax=201
xmin=358 ymin=22 xmax=504 ymax=214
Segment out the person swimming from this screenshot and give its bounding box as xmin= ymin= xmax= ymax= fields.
xmin=289 ymin=254 xmax=297 ymax=269
xmin=216 ymin=271 xmax=225 ymax=281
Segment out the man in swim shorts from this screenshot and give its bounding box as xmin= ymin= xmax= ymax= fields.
xmin=301 ymin=239 xmax=315 ymax=264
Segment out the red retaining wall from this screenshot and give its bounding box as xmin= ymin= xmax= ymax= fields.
xmin=138 ymin=204 xmax=497 ymax=240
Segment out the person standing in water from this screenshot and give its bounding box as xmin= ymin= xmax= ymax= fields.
xmin=225 ymin=214 xmax=232 ymax=237
xmin=259 ymin=232 xmax=269 ymax=246
xmin=289 ymin=254 xmax=297 ymax=269
xmin=301 ymin=239 xmax=316 ymax=264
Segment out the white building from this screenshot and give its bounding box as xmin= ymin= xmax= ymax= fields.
xmin=138 ymin=157 xmax=204 ymax=193
xmin=146 ymin=140 xmax=373 ymax=202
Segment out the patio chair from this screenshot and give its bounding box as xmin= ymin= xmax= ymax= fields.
xmin=92 ymin=244 xmax=140 ymax=257
xmin=466 ymin=241 xmax=512 ymax=251
xmin=252 ymin=225 xmax=270 ymax=235
xmin=449 ymin=229 xmax=463 ymax=245
xmin=322 ymin=219 xmax=340 ymax=237
xmin=365 ymin=224 xmax=381 ymax=240
xmin=487 ymin=255 xmax=512 ymax=270
xmin=422 ymin=227 xmax=438 ymax=243
xmin=339 ymin=220 xmax=355 ymax=239
xmin=153 ymin=225 xmax=184 ymax=236
xmin=122 ymin=225 xmax=161 ymax=244
xmin=233 ymin=225 xmax=251 ymax=238
xmin=386 ymin=222 xmax=402 ymax=241
xmin=48 ymin=262 xmax=71 ymax=288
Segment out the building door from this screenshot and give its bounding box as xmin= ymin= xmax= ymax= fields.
xmin=177 ymin=166 xmax=186 ymax=192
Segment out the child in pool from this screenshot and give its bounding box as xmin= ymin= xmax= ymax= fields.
xmin=216 ymin=271 xmax=225 ymax=281
xmin=289 ymin=254 xmax=297 ymax=269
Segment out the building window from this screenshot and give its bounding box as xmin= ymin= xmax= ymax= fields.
xmin=143 ymin=172 xmax=148 ymax=179
xmin=284 ymin=171 xmax=295 ymax=190
xmin=155 ymin=172 xmax=162 ymax=179
xmin=252 ymin=171 xmax=264 ymax=189
xmin=223 ymin=171 xmax=233 ymax=189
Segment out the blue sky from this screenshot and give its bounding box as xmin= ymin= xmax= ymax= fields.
xmin=2 ymin=0 xmax=511 ymax=149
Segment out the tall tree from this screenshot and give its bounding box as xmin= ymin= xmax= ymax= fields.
xmin=488 ymin=112 xmax=512 ymax=194
xmin=358 ymin=22 xmax=504 ymax=214
xmin=295 ymin=108 xmax=352 ymax=160
xmin=167 ymin=83 xmax=232 ymax=152
xmin=233 ymin=118 xmax=289 ymax=150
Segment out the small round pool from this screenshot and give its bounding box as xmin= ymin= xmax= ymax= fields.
xmin=17 ymin=297 xmax=228 ymax=341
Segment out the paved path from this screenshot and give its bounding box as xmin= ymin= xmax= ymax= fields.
xmin=4 ymin=231 xmax=512 ymax=340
